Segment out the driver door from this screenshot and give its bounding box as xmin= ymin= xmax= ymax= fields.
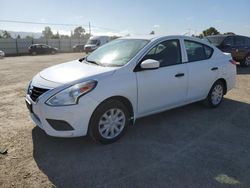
xmin=135 ymin=39 xmax=188 ymax=116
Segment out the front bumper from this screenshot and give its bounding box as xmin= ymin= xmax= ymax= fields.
xmin=25 ymin=94 xmax=99 ymax=137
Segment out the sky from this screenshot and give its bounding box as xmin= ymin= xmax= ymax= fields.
xmin=1 ymin=0 xmax=250 ymax=37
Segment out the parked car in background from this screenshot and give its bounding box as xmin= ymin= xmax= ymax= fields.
xmin=0 ymin=50 xmax=5 ymax=58
xmin=206 ymin=34 xmax=250 ymax=67
xmin=25 ymin=35 xmax=236 ymax=144
xmin=84 ymin=36 xmax=111 ymax=53
xmin=28 ymin=44 xmax=58 ymax=55
xmin=72 ymin=44 xmax=85 ymax=52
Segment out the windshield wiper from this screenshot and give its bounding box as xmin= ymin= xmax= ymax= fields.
xmin=79 ymin=57 xmax=85 ymax=62
xmin=84 ymin=57 xmax=101 ymax=66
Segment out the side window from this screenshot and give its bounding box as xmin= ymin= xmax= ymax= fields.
xmin=184 ymin=40 xmax=213 ymax=62
xmin=223 ymin=37 xmax=234 ymax=46
xmin=142 ymin=40 xmax=181 ymax=67
xmin=235 ymin=36 xmax=245 ymax=46
xmin=96 ymin=40 xmax=101 ymax=46
xmin=204 ymin=46 xmax=213 ymax=58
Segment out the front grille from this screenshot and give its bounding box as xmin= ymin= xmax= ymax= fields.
xmin=30 ymin=86 xmax=49 ymax=102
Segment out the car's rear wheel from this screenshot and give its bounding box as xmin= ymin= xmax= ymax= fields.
xmin=51 ymin=50 xmax=56 ymax=55
xmin=205 ymin=81 xmax=224 ymax=108
xmin=32 ymin=51 xmax=37 ymax=55
xmin=89 ymin=99 xmax=129 ymax=144
xmin=241 ymin=55 xmax=250 ymax=67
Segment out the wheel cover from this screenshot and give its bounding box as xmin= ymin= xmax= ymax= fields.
xmin=98 ymin=108 xmax=126 ymax=139
xmin=245 ymin=56 xmax=250 ymax=66
xmin=211 ymin=84 xmax=223 ymax=105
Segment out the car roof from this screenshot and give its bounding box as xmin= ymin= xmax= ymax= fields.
xmin=31 ymin=44 xmax=49 ymax=46
xmin=206 ymin=34 xmax=237 ymax=38
xmin=121 ymin=35 xmax=209 ymax=44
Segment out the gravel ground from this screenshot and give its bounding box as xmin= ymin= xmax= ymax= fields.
xmin=0 ymin=53 xmax=250 ymax=188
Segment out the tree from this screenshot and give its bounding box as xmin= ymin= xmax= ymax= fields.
xmin=60 ymin=35 xmax=70 ymax=39
xmin=149 ymin=31 xmax=155 ymax=35
xmin=202 ymin=27 xmax=220 ymax=36
xmin=25 ymin=35 xmax=33 ymax=39
xmin=2 ymin=30 xmax=12 ymax=38
xmin=52 ymin=31 xmax=60 ymax=39
xmin=72 ymin=26 xmax=85 ymax=39
xmin=16 ymin=34 xmax=21 ymax=39
xmin=42 ymin=26 xmax=53 ymax=39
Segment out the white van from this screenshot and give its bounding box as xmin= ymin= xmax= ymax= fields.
xmin=84 ymin=36 xmax=110 ymax=53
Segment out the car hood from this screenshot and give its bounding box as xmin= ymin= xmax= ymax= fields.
xmin=39 ymin=60 xmax=116 ymax=84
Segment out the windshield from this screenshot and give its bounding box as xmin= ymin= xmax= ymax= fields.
xmin=86 ymin=39 xmax=149 ymax=67
xmin=87 ymin=39 xmax=99 ymax=45
xmin=206 ymin=36 xmax=226 ymax=46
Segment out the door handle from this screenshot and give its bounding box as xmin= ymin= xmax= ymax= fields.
xmin=211 ymin=67 xmax=218 ymax=71
xmin=175 ymin=73 xmax=185 ymax=77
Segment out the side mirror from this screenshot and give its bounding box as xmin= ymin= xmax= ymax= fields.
xmin=140 ymin=59 xmax=160 ymax=70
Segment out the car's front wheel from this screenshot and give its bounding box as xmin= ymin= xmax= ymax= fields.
xmin=205 ymin=81 xmax=225 ymax=108
xmin=241 ymin=55 xmax=250 ymax=67
xmin=89 ymin=99 xmax=130 ymax=144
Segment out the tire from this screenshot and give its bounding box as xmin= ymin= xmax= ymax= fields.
xmin=240 ymin=55 xmax=250 ymax=67
xmin=32 ymin=51 xmax=37 ymax=55
xmin=204 ymin=80 xmax=225 ymax=108
xmin=51 ymin=50 xmax=56 ymax=55
xmin=89 ymin=99 xmax=130 ymax=144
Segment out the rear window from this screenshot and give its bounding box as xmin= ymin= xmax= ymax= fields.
xmin=235 ymin=36 xmax=246 ymax=46
xmin=184 ymin=40 xmax=213 ymax=62
xmin=206 ymin=36 xmax=226 ymax=46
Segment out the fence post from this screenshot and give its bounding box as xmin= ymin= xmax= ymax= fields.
xmin=15 ymin=39 xmax=19 ymax=56
xmin=58 ymin=39 xmax=61 ymax=52
xmin=69 ymin=38 xmax=71 ymax=52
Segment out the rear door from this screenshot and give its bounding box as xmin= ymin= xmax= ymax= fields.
xmin=36 ymin=45 xmax=43 ymax=54
xmin=184 ymin=40 xmax=219 ymax=101
xmin=41 ymin=45 xmax=50 ymax=54
xmin=235 ymin=36 xmax=248 ymax=60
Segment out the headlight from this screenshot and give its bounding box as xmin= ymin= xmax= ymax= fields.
xmin=27 ymin=81 xmax=32 ymax=94
xmin=45 ymin=80 xmax=97 ymax=106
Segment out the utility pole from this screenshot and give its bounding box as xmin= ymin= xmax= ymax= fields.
xmin=89 ymin=21 xmax=91 ymax=36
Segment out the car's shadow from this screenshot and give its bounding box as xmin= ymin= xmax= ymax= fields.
xmin=32 ymin=98 xmax=250 ymax=188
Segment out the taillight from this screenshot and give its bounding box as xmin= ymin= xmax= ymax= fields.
xmin=229 ymin=59 xmax=237 ymax=65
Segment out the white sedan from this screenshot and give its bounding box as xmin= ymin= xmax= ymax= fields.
xmin=25 ymin=35 xmax=236 ymax=144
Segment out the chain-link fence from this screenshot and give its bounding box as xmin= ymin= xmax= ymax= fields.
xmin=0 ymin=38 xmax=87 ymax=55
